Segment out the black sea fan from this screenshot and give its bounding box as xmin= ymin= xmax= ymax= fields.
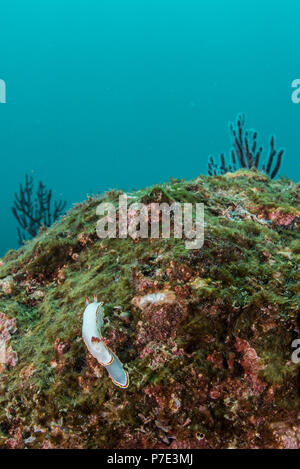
xmin=208 ymin=114 xmax=285 ymax=179
xmin=12 ymin=174 xmax=67 ymax=245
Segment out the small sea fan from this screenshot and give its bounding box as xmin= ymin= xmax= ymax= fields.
xmin=208 ymin=114 xmax=285 ymax=179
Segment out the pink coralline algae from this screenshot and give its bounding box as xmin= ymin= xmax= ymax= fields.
xmin=235 ymin=337 xmax=266 ymax=394
xmin=5 ymin=427 xmax=24 ymax=449
xmin=0 ymin=276 xmax=14 ymax=295
xmin=53 ymin=337 xmax=71 ymax=358
xmin=0 ymin=312 xmax=18 ymax=373
xmin=50 ymin=338 xmax=72 ymax=372
xmin=135 ymin=302 xmax=187 ymax=349
xmin=270 ymin=419 xmax=300 ymax=449
xmin=268 ymin=209 xmax=300 ymax=226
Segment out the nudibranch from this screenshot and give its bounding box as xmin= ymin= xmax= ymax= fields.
xmin=82 ymin=294 xmax=129 ymax=389
xmin=132 ymin=290 xmax=176 ymax=309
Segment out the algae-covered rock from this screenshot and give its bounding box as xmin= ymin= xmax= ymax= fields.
xmin=0 ymin=170 xmax=299 ymax=449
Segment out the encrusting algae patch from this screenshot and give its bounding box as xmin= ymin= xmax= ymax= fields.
xmin=0 ymin=169 xmax=299 ymax=448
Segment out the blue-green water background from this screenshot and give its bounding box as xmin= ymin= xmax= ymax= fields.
xmin=0 ymin=0 xmax=299 ymax=255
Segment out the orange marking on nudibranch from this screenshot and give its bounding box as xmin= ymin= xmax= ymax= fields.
xmin=111 ymin=370 xmax=129 ymax=389
xmin=91 ymin=336 xmax=101 ymax=343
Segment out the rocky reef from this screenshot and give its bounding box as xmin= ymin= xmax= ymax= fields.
xmin=0 ymin=169 xmax=299 ymax=449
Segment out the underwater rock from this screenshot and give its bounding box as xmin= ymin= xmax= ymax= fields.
xmin=0 ymin=170 xmax=299 ymax=448
xmin=0 ymin=312 xmax=18 ymax=373
xmin=0 ymin=276 xmax=14 ymax=295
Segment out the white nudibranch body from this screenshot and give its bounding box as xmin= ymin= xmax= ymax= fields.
xmin=82 ymin=296 xmax=129 ymax=389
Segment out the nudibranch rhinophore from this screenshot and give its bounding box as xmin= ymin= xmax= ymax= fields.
xmin=82 ymin=294 xmax=129 ymax=389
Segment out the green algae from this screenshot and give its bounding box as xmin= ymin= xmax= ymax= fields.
xmin=0 ymin=170 xmax=299 ymax=449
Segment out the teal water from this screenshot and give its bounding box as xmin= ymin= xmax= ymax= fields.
xmin=0 ymin=1 xmax=299 ymax=255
